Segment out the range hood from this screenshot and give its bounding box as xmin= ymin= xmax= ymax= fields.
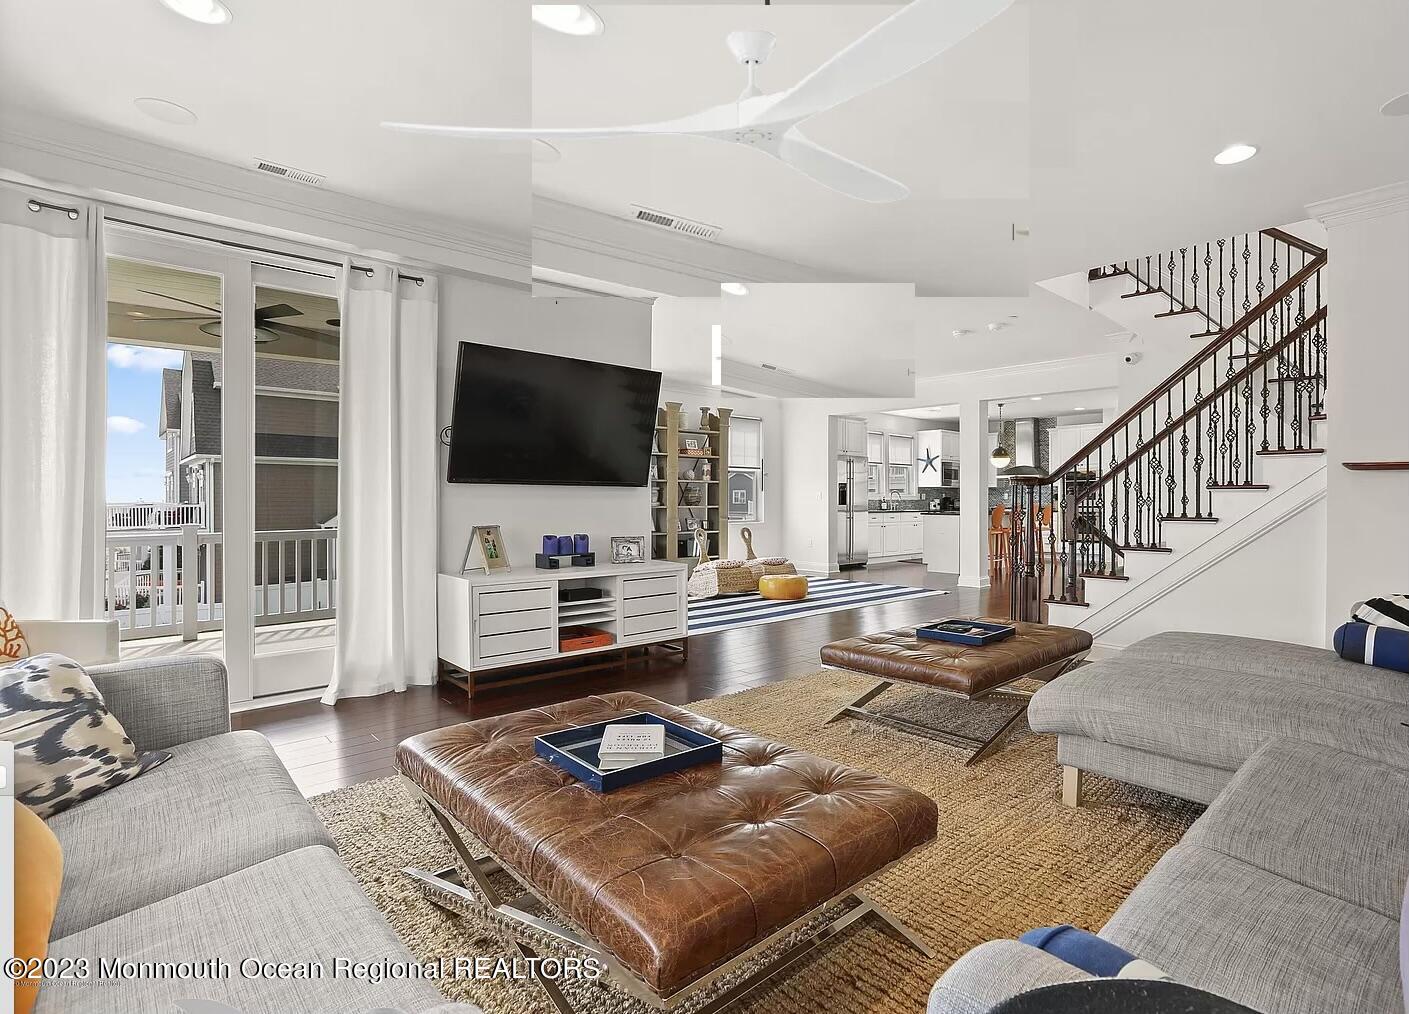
xmin=997 ymin=419 xmax=1045 ymax=481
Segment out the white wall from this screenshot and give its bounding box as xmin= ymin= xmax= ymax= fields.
xmin=1310 ymin=183 xmax=1409 ymax=641
xmin=436 ymin=286 xmax=656 ymax=572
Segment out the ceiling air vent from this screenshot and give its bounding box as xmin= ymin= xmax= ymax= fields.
xmin=252 ymin=159 xmax=325 ymax=187
xmin=629 ymin=204 xmax=720 ymax=241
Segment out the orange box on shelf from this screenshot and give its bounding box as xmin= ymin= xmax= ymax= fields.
xmin=559 ymin=626 xmax=615 ymax=652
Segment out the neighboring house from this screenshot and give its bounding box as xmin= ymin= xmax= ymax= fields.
xmin=158 ymin=351 xmax=340 ymax=535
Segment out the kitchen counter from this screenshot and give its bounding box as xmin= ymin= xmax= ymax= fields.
xmin=922 ymin=512 xmax=960 ymax=574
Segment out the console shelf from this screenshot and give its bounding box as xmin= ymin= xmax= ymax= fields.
xmin=437 ymin=562 xmax=688 ymax=698
xmin=651 ymin=401 xmax=731 ymax=570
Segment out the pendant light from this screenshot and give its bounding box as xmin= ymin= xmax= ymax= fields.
xmin=990 ymin=403 xmax=1011 ymax=468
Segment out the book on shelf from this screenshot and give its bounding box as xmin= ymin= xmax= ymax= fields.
xmin=597 ymin=723 xmax=665 ymax=770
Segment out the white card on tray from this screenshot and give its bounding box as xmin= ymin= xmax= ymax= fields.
xmin=599 ymin=723 xmax=665 ymax=756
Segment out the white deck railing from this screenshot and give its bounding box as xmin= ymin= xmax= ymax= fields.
xmin=106 ymin=525 xmax=337 ymax=641
xmin=106 ymin=502 xmax=206 ymax=531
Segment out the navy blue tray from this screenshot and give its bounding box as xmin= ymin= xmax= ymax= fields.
xmin=534 ymin=712 xmax=723 ymax=793
xmin=916 ymin=618 xmax=1016 ymax=646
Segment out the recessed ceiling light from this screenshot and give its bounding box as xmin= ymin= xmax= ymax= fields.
xmin=986 ymin=322 xmax=1008 ymax=332
xmin=1073 ymin=406 xmax=1086 ymax=411
xmin=532 ymin=4 xmax=604 ymax=36
xmin=532 ymin=139 xmax=561 ymax=164
xmin=127 ymin=310 xmax=150 ymax=318
xmin=1030 ymin=396 xmax=1043 ymax=401
xmin=158 ymin=0 xmax=232 ymax=24
xmin=1213 ymin=143 xmax=1257 ymax=165
xmin=134 ymin=97 xmax=198 ymax=126
xmin=951 ymin=328 xmax=972 ymax=338
xmin=721 ymin=282 xmax=749 ymax=296
xmin=1381 ymin=92 xmax=1409 ymax=117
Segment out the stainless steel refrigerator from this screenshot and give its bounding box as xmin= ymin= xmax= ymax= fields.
xmin=835 ymin=456 xmax=870 ymax=569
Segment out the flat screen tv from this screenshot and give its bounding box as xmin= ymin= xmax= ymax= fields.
xmin=446 ymin=342 xmax=663 ymax=486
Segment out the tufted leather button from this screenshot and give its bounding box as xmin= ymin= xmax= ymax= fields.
xmin=397 ymin=691 xmax=937 ymax=998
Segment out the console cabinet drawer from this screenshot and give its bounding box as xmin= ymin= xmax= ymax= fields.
xmin=478 ymin=608 xmax=552 ymax=637
xmin=477 ymin=586 xmax=552 ymax=615
xmin=623 ymin=575 xmax=679 ymax=599
xmin=624 ymin=592 xmax=678 ymax=618
xmin=477 ymin=627 xmax=555 ymax=660
xmin=623 ymin=612 xmax=679 ymax=637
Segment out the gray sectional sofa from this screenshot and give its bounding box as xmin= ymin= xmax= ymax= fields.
xmin=35 ymin=654 xmax=478 ymax=1014
xmin=930 ymin=631 xmax=1409 ymax=1014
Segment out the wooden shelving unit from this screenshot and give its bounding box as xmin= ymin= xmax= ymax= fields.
xmin=650 ymin=401 xmax=731 ymax=569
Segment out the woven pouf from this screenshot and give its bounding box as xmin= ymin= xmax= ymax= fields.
xmin=758 ymin=574 xmax=809 ymax=601
xmin=688 ymin=559 xmax=758 ymax=599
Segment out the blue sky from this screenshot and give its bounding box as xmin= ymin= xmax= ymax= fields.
xmin=107 ymin=343 xmax=183 ymax=504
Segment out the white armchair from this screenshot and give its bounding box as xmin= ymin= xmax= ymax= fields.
xmin=18 ymin=619 xmax=120 ymax=666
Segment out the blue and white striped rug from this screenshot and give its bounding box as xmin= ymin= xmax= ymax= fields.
xmin=688 ymin=578 xmax=947 ymax=635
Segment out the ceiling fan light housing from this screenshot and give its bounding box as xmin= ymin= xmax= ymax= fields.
xmin=532 ymin=4 xmax=604 ymax=36
xmin=158 ymin=0 xmax=232 ymax=24
xmin=721 ymin=282 xmax=750 ymax=296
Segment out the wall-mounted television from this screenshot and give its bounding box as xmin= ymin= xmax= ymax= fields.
xmin=446 ymin=342 xmax=662 ymax=486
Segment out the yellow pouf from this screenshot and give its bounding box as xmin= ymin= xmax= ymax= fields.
xmin=758 ymin=574 xmax=809 ymax=601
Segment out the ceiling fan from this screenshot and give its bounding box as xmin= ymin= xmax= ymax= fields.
xmin=130 ymin=289 xmax=339 ymax=345
xmin=382 ymin=0 xmax=1012 ymax=204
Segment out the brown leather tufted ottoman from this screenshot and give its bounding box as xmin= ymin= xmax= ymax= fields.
xmin=396 ymin=691 xmax=937 ymax=1012
xmin=821 ymin=617 xmax=1092 ymax=765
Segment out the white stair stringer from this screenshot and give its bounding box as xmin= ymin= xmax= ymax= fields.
xmin=1047 ymin=459 xmax=1327 ymax=650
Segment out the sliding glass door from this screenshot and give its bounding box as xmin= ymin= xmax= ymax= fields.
xmin=249 ymin=264 xmax=340 ymax=696
xmin=105 ymin=226 xmax=345 ymax=703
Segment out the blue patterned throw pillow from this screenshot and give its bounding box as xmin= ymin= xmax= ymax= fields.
xmin=0 ymin=654 xmax=171 ymax=818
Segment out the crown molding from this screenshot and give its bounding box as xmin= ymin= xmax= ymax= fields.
xmin=1307 ymin=181 xmax=1409 ymax=228
xmin=0 ymin=110 xmax=529 ymax=281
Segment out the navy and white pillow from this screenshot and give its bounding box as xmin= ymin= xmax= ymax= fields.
xmin=1351 ymin=594 xmax=1409 ymax=632
xmin=1335 ymin=622 xmax=1409 ymax=674
xmin=1020 ymin=925 xmax=1172 ymax=980
xmin=0 ymin=653 xmax=171 ymax=818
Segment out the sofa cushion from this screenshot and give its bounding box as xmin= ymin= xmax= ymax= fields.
xmin=927 ymin=939 xmax=1093 ymax=1014
xmin=1181 ymin=739 xmax=1409 ymax=921
xmin=1100 ymin=845 xmax=1401 ymax=1014
xmin=1120 ymin=631 xmax=1409 ymax=705
xmin=43 ymin=846 xmax=463 ymax=1014
xmin=1028 ymin=655 xmax=1409 ymax=770
xmin=47 ymin=730 xmax=332 ymax=938
xmin=0 ymin=654 xmax=171 ymax=818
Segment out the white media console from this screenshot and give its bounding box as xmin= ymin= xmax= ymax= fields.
xmin=437 ymin=560 xmax=688 ymax=696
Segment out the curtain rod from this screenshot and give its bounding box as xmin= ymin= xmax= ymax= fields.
xmin=27 ymin=198 xmax=81 ymax=221
xmin=104 ymin=215 xmax=425 ymax=284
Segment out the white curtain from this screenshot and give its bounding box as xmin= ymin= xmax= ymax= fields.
xmin=322 ymin=262 xmax=439 ymax=703
xmin=0 ymin=187 xmax=105 ymax=618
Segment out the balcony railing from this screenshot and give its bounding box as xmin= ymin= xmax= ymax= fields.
xmin=106 ymin=502 xmax=206 ymax=531
xmin=105 ymin=525 xmax=337 ymax=641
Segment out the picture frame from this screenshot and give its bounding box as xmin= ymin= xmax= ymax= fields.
xmin=683 ymin=436 xmax=701 ymax=452
xmin=462 ymin=524 xmax=511 ymax=574
xmin=610 ymin=536 xmax=646 ymax=564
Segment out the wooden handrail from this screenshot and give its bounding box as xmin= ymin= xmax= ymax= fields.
xmin=1260 ymin=226 xmax=1326 ymax=258
xmin=1056 ymin=306 xmax=1328 ymax=499
xmin=1045 ymin=251 xmax=1327 ymax=479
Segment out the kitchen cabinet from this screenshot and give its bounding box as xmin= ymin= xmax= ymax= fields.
xmin=922 ymin=513 xmax=960 ymax=573
xmin=834 ymin=416 xmax=867 ymax=457
xmin=869 ymin=511 xmax=923 ymax=561
xmin=866 ymin=431 xmax=884 ymax=464
xmin=1050 ymin=423 xmax=1105 ymax=472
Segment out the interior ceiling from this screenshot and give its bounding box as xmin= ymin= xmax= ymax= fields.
xmin=2 ymin=1 xmax=1402 ymax=298
xmin=108 ymin=259 xmax=338 ymax=363
xmin=0 ymin=0 xmax=529 ymax=239
xmin=532 ymin=3 xmax=1029 ymax=297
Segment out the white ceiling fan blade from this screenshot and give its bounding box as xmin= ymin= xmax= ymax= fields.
xmin=383 ymin=101 xmax=743 ymax=141
xmin=757 ymin=0 xmax=1014 ymax=126
xmin=774 ymin=127 xmax=909 ymax=203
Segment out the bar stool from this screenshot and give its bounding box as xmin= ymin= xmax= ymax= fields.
xmin=988 ymin=505 xmax=1010 ymax=574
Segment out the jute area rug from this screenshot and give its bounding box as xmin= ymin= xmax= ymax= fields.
xmin=310 ymin=669 xmax=1201 ymax=1014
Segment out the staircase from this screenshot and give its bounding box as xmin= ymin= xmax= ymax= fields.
xmin=1008 ymin=227 xmax=1329 ymax=641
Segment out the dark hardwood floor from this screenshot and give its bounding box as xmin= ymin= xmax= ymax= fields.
xmin=236 ymin=563 xmax=1015 ymax=797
